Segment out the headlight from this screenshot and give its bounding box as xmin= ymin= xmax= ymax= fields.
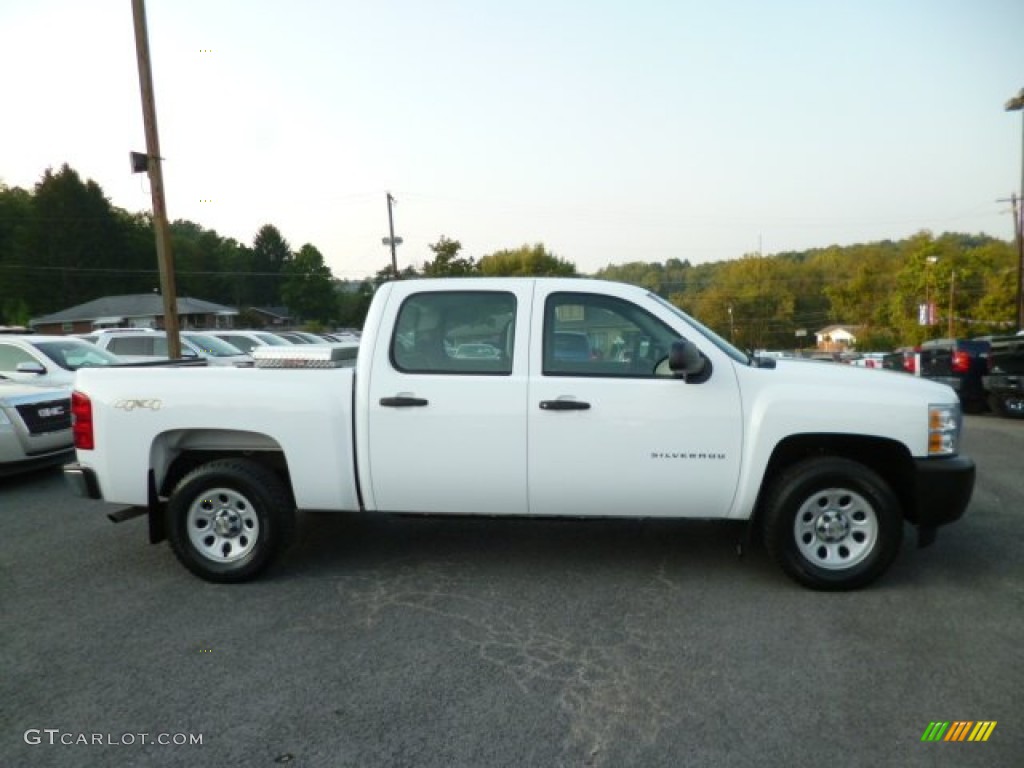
xmin=928 ymin=403 xmax=961 ymax=456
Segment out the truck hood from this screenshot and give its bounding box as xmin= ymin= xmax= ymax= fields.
xmin=0 ymin=380 xmax=69 ymax=404
xmin=768 ymin=358 xmax=959 ymax=404
xmin=733 ymin=358 xmax=961 ymax=459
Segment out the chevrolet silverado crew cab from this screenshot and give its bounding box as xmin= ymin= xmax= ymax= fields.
xmin=64 ymin=278 xmax=975 ymax=590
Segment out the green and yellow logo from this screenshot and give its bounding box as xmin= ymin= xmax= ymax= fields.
xmin=921 ymin=721 xmax=997 ymax=742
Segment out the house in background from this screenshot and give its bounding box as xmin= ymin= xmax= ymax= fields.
xmin=29 ymin=294 xmax=239 ymax=335
xmin=247 ymin=306 xmax=292 ymax=327
xmin=815 ymin=324 xmax=860 ymax=352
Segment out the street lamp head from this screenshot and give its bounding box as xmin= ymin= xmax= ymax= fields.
xmin=1006 ymin=88 xmax=1024 ymax=112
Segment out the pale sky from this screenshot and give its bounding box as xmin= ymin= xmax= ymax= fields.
xmin=2 ymin=0 xmax=1023 ymax=280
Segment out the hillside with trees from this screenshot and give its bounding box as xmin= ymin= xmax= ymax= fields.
xmin=1 ymin=164 xmax=1018 ymax=344
xmin=595 ymin=233 xmax=1017 ymax=350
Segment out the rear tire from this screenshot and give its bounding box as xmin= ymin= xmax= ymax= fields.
xmin=166 ymin=458 xmax=295 ymax=583
xmin=762 ymin=457 xmax=903 ymax=591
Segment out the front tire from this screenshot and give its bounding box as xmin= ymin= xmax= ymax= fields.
xmin=762 ymin=457 xmax=903 ymax=591
xmin=166 ymin=459 xmax=295 ymax=583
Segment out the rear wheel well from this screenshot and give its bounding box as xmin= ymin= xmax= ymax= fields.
xmin=755 ymin=434 xmax=916 ymax=527
xmin=160 ymin=450 xmax=292 ymax=505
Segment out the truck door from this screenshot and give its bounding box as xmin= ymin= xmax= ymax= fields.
xmin=527 ymin=288 xmax=743 ymax=517
xmin=365 ymin=284 xmax=532 ymax=515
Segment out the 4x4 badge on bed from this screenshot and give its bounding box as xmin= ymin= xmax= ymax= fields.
xmin=113 ymin=399 xmax=162 ymax=412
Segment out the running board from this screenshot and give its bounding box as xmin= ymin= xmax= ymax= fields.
xmin=107 ymin=506 xmax=148 ymax=524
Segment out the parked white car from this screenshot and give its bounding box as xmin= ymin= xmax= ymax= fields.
xmin=89 ymin=330 xmax=252 ymax=366
xmin=208 ymin=330 xmax=293 ymax=356
xmin=0 ymin=335 xmax=123 ymax=388
xmin=0 ymin=379 xmax=73 ymax=475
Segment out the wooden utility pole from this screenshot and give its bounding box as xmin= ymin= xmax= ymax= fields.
xmin=383 ymin=192 xmax=402 ymax=279
xmin=1005 ymin=88 xmax=1024 ymax=331
xmin=998 ymin=193 xmax=1024 ymax=333
xmin=947 ymin=270 xmax=955 ymax=338
xmin=131 ymin=0 xmax=181 ymax=358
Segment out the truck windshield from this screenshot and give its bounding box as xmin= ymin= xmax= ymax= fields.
xmin=647 ymin=294 xmax=751 ymax=365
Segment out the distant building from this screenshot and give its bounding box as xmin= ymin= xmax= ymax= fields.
xmin=29 ymin=294 xmax=239 ymax=335
xmin=815 ymin=325 xmax=860 ymax=352
xmin=247 ymin=306 xmax=292 ymax=327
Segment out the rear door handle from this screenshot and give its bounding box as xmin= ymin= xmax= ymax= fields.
xmin=539 ymin=399 xmax=590 ymax=411
xmin=380 ymin=396 xmax=429 ymax=407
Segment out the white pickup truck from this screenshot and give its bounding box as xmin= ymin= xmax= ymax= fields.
xmin=64 ymin=278 xmax=975 ymax=590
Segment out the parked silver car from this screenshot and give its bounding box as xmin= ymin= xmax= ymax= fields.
xmin=0 ymin=380 xmax=73 ymax=475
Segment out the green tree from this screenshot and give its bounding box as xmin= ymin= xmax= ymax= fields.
xmin=249 ymin=224 xmax=292 ymax=306
xmin=281 ymin=244 xmax=337 ymax=324
xmin=337 ymin=280 xmax=375 ymax=328
xmin=688 ymin=254 xmax=796 ymax=350
xmin=169 ymin=220 xmax=234 ymax=303
xmin=26 ymin=164 xmax=122 ymax=312
xmin=114 ymin=209 xmax=162 ymax=296
xmin=375 ymin=263 xmax=419 ymax=283
xmin=0 ymin=183 xmax=33 ymax=323
xmin=422 ymin=236 xmax=477 ymax=276
xmin=966 ymin=239 xmax=1017 ymax=333
xmin=478 ymin=243 xmax=575 ymax=276
xmin=594 ymin=261 xmax=665 ymax=292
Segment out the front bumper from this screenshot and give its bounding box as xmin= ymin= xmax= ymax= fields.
xmin=911 ymin=454 xmax=975 ymax=529
xmin=983 ymin=374 xmax=1024 ymax=395
xmin=63 ymin=462 xmax=102 ymax=500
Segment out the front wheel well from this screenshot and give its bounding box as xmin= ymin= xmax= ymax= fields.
xmin=755 ymin=434 xmax=917 ymax=525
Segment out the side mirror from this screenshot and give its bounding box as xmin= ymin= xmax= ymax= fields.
xmin=16 ymin=361 xmax=47 ymax=375
xmin=668 ymin=340 xmax=708 ymax=381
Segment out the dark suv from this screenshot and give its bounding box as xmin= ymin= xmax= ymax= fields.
xmin=981 ymin=334 xmax=1024 ymax=419
xmin=917 ymin=338 xmax=991 ymax=413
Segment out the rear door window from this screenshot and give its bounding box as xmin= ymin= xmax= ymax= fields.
xmin=391 ymin=291 xmax=516 ymax=375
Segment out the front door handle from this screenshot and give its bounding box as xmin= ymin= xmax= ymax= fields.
xmin=539 ymin=399 xmax=590 ymax=411
xmin=380 ymin=396 xmax=429 ymax=407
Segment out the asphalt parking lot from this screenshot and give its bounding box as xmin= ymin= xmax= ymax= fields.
xmin=2 ymin=414 xmax=1022 ymax=768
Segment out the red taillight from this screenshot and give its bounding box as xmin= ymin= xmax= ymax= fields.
xmin=951 ymin=350 xmax=971 ymax=374
xmin=71 ymin=391 xmax=94 ymax=450
xmin=904 ymin=354 xmax=916 ymax=374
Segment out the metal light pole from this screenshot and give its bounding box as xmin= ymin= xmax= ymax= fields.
xmin=1006 ymin=88 xmax=1024 ymax=331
